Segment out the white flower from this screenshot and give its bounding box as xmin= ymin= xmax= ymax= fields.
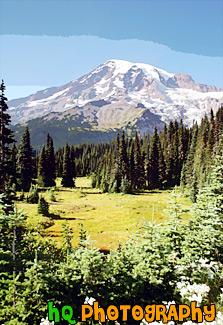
xmin=84 ymin=296 xmax=96 ymax=305
xmin=177 ymin=282 xmax=210 ymax=305
xmin=39 ymin=318 xmax=55 ymax=325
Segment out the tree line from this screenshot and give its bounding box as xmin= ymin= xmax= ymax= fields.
xmin=1 ymin=79 xmax=223 ymax=204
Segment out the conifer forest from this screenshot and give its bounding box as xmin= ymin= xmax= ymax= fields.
xmin=1 ymin=78 xmax=223 ymax=325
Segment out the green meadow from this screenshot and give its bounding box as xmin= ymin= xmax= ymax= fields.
xmin=16 ymin=177 xmax=191 ymax=250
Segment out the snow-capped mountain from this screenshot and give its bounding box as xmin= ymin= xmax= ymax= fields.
xmin=9 ymin=59 xmax=223 ymax=136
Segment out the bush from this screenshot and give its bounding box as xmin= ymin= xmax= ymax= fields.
xmin=120 ymin=175 xmax=131 ymax=194
xmin=100 ymin=178 xmax=109 ymax=193
xmin=19 ymin=190 xmax=25 ymax=201
xmin=49 ymin=189 xmax=56 ymax=202
xmin=91 ymin=173 xmax=97 ymax=188
xmin=37 ymin=196 xmax=49 ymax=216
xmin=27 ymin=184 xmax=39 ymax=203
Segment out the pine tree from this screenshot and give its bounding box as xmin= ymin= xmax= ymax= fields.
xmin=182 ymin=123 xmax=198 ymax=191
xmin=70 ymin=145 xmax=76 ymax=180
xmin=119 ymin=131 xmax=129 ymax=180
xmin=158 ymin=141 xmax=166 ymax=189
xmin=0 ymin=80 xmax=15 ymax=204
xmin=17 ymin=127 xmax=33 ymax=191
xmin=110 ymin=134 xmax=121 ymax=192
xmin=27 ymin=184 xmax=39 ymax=203
xmin=46 ymin=133 xmax=56 ymax=187
xmin=38 ymin=146 xmax=48 ymax=187
xmin=37 ymin=196 xmax=49 ymax=216
xmin=9 ymin=143 xmax=18 ymax=190
xmin=165 ymin=121 xmax=175 ymax=187
xmin=129 ymin=140 xmax=135 ymax=188
xmin=183 ymin=139 xmax=223 ymax=263
xmin=178 ymin=119 xmax=186 ymax=172
xmin=61 ymin=143 xmax=75 ymax=188
xmin=148 ymin=126 xmax=159 ymax=189
xmin=120 ymin=175 xmax=131 ymax=194
xmin=172 ymin=125 xmax=180 ymax=185
xmin=133 ymin=132 xmax=145 ymax=189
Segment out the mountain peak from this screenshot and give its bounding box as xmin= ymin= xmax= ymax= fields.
xmin=8 ymin=59 xmax=223 ymax=129
xmin=104 ymin=59 xmax=174 ymax=81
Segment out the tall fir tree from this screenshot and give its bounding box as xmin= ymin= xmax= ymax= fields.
xmin=8 ymin=143 xmax=18 ymax=191
xmin=17 ymin=127 xmax=34 ymax=191
xmin=110 ymin=133 xmax=121 ymax=192
xmin=119 ymin=131 xmax=129 ymax=181
xmin=148 ymin=126 xmax=159 ymax=189
xmin=133 ymin=131 xmax=145 ymax=190
xmin=0 ymin=80 xmax=15 ymax=205
xmin=70 ymin=145 xmax=76 ymax=180
xmin=61 ymin=143 xmax=75 ymax=188
xmin=182 ymin=123 xmax=198 ymax=190
xmin=129 ymin=140 xmax=135 ymax=188
xmin=38 ymin=146 xmax=48 ymax=187
xmin=46 ymin=133 xmax=56 ymax=187
xmin=158 ymin=140 xmax=166 ymax=189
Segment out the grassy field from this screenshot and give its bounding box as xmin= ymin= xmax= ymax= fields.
xmin=16 ymin=177 xmax=192 ymax=250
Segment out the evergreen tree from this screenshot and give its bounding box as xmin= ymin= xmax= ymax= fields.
xmin=38 ymin=146 xmax=48 ymax=187
xmin=165 ymin=121 xmax=175 ymax=187
xmin=178 ymin=119 xmax=186 ymax=172
xmin=46 ymin=133 xmax=56 ymax=187
xmin=37 ymin=196 xmax=49 ymax=216
xmin=133 ymin=132 xmax=145 ymax=189
xmin=110 ymin=133 xmax=121 ymax=192
xmin=61 ymin=143 xmax=75 ymax=188
xmin=183 ymin=139 xmax=223 ymax=263
xmin=120 ymin=175 xmax=131 ymax=194
xmin=129 ymin=140 xmax=135 ymax=188
xmin=9 ymin=143 xmax=18 ymax=186
xmin=17 ymin=127 xmax=33 ymax=191
xmin=26 ymin=184 xmax=39 ymax=204
xmin=0 ymin=80 xmax=15 ymax=205
xmin=70 ymin=145 xmax=76 ymax=179
xmin=182 ymin=123 xmax=198 ymax=190
xmin=158 ymin=141 xmax=166 ymax=189
xmin=148 ymin=126 xmax=159 ymax=189
xmin=119 ymin=131 xmax=129 ymax=180
xmin=172 ymin=124 xmax=180 ymax=185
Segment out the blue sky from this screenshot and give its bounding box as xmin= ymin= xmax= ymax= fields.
xmin=0 ymin=0 xmax=222 ymax=100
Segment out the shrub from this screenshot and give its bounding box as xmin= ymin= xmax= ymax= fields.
xmin=49 ymin=189 xmax=56 ymax=202
xmin=120 ymin=175 xmax=131 ymax=194
xmin=27 ymin=184 xmax=39 ymax=203
xmin=37 ymin=196 xmax=49 ymax=216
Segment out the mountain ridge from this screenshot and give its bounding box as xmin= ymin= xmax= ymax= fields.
xmin=9 ymin=59 xmax=223 ymax=148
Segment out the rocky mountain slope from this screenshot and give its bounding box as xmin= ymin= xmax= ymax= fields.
xmin=9 ymin=59 xmax=223 ymax=147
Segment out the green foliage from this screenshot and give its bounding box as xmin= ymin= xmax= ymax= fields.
xmin=17 ymin=127 xmax=34 ymax=192
xmin=78 ymin=223 xmax=87 ymax=247
xmin=0 ymin=81 xmax=16 ymax=207
xmin=19 ymin=189 xmax=25 ymax=201
xmin=61 ymin=142 xmax=75 ymax=188
xmin=46 ymin=133 xmax=56 ymax=187
xmin=37 ymin=196 xmax=49 ymax=216
xmin=100 ymin=176 xmax=109 ymax=193
xmin=91 ymin=173 xmax=97 ymax=188
xmin=49 ymin=189 xmax=56 ymax=202
xmin=38 ymin=145 xmax=48 ymax=187
xmin=27 ymin=184 xmax=39 ymax=204
xmin=120 ymin=175 xmax=131 ymax=194
xmin=62 ymin=220 xmax=73 ymax=253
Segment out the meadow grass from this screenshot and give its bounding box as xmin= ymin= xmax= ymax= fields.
xmin=16 ymin=177 xmax=192 ymax=250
